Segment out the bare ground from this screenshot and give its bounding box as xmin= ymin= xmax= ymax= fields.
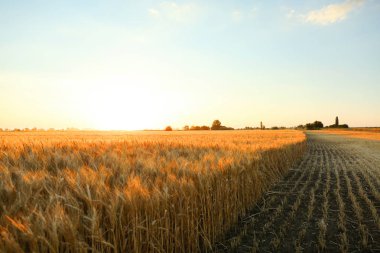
xmin=215 ymin=132 xmax=380 ymax=253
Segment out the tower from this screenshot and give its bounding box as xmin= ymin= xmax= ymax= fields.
xmin=335 ymin=116 xmax=339 ymax=126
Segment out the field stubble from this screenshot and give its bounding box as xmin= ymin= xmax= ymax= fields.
xmin=217 ymin=132 xmax=380 ymax=252
xmin=0 ymin=130 xmax=305 ymax=252
xmin=320 ymin=128 xmax=380 ymax=141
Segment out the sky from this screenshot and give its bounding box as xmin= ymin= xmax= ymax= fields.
xmin=1 ymin=0 xmax=380 ymax=130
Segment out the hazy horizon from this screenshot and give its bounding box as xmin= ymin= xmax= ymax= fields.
xmin=1 ymin=0 xmax=380 ymax=130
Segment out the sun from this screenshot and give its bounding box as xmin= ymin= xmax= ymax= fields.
xmin=84 ymin=80 xmax=187 ymax=130
xmin=61 ymin=75 xmax=187 ymax=130
xmin=86 ymin=85 xmax=164 ymax=130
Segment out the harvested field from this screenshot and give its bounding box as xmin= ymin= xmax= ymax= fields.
xmin=320 ymin=129 xmax=380 ymax=141
xmin=217 ymin=132 xmax=380 ymax=252
xmin=349 ymin=128 xmax=380 ymax=133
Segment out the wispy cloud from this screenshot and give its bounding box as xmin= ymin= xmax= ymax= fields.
xmin=231 ymin=7 xmax=257 ymax=23
xmin=148 ymin=2 xmax=199 ymax=23
xmin=231 ymin=10 xmax=243 ymax=23
xmin=148 ymin=8 xmax=161 ymax=18
xmin=288 ymin=0 xmax=365 ymax=25
xmin=306 ymin=0 xmax=364 ymax=25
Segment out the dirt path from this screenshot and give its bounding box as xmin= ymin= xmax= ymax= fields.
xmin=216 ymin=132 xmax=380 ymax=252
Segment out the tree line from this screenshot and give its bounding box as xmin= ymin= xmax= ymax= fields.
xmin=296 ymin=117 xmax=349 ymax=130
xmin=165 ymin=120 xmax=234 ymax=131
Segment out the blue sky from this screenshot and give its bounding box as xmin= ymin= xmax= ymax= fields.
xmin=1 ymin=0 xmax=379 ymax=129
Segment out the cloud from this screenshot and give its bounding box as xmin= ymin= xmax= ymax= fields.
xmin=287 ymin=0 xmax=365 ymax=25
xmin=304 ymin=0 xmax=365 ymax=25
xmin=148 ymin=8 xmax=161 ymax=18
xmin=231 ymin=7 xmax=257 ymax=23
xmin=231 ymin=10 xmax=243 ymax=23
xmin=286 ymin=8 xmax=297 ymax=19
xmin=148 ymin=2 xmax=199 ymax=23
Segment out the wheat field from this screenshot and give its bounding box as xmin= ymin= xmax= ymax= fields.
xmin=0 ymin=130 xmax=305 ymax=252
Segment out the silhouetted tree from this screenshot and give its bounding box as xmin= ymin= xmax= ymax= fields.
xmin=315 ymin=121 xmax=323 ymax=128
xmin=165 ymin=126 xmax=172 ymax=131
xmin=326 ymin=116 xmax=349 ymax=128
xmin=211 ymin=120 xmax=222 ymax=130
xmin=183 ymin=125 xmax=189 ymax=131
xmin=327 ymin=123 xmax=349 ymax=128
xmin=305 ymin=121 xmax=324 ymax=130
xmin=189 ymin=125 xmax=210 ymax=130
xmin=211 ymin=120 xmax=234 ymax=130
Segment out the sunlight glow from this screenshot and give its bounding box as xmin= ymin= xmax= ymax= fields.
xmin=60 ymin=76 xmax=185 ymax=130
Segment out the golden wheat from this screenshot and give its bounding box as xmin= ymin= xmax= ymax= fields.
xmin=0 ymin=130 xmax=305 ymax=252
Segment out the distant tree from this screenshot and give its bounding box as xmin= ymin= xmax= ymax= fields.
xmin=327 ymin=116 xmax=349 ymax=129
xmin=305 ymin=121 xmax=324 ymax=130
xmin=165 ymin=126 xmax=173 ymax=131
xmin=189 ymin=125 xmax=210 ymax=130
xmin=210 ymin=120 xmax=234 ymax=130
xmin=314 ymin=121 xmax=323 ymax=128
xmin=328 ymin=123 xmax=349 ymax=129
xmin=305 ymin=123 xmax=313 ymax=130
xmin=211 ymin=120 xmax=222 ymax=130
xmin=183 ymin=125 xmax=189 ymax=131
xmin=271 ymin=126 xmax=279 ymax=130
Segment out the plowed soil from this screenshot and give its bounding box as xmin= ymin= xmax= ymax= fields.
xmin=216 ymin=132 xmax=380 ymax=252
